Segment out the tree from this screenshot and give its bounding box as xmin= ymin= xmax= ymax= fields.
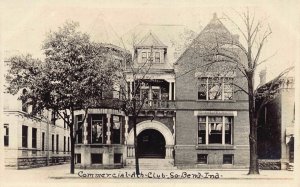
xmin=5 ymin=21 xmax=119 ymax=174
xmin=177 ymin=10 xmax=293 ymax=174
xmin=117 ymin=38 xmax=155 ymax=175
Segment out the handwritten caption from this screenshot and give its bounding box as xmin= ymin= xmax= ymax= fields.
xmin=78 ymin=171 xmax=222 ymax=179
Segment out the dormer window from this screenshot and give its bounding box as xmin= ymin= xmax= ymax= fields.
xmin=142 ymin=52 xmax=147 ymax=63
xmin=155 ymin=52 xmax=160 ymax=63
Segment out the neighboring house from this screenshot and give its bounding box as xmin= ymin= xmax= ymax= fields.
xmin=257 ymin=70 xmax=295 ymax=170
xmin=3 ymin=81 xmax=71 ymax=169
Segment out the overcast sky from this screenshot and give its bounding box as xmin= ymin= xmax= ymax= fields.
xmin=2 ymin=0 xmax=299 ymax=82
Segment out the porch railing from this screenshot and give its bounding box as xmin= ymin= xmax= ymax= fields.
xmin=141 ymin=100 xmax=176 ymax=110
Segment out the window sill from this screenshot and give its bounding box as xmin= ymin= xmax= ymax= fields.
xmin=196 ymin=145 xmax=235 ymax=150
xmin=196 ymin=100 xmax=236 ymax=103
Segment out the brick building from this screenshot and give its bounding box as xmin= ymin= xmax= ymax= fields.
xmin=73 ymin=14 xmax=250 ymax=169
xmin=3 ymin=14 xmax=251 ymax=170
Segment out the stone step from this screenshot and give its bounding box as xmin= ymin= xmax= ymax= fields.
xmin=125 ymin=158 xmax=176 ymax=170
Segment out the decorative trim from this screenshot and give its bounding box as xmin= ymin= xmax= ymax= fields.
xmin=127 ymin=120 xmax=174 ymax=145
xmin=194 ymin=110 xmax=237 ymax=116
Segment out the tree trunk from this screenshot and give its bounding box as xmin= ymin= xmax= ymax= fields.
xmin=133 ymin=114 xmax=140 ymax=176
xmin=70 ymin=106 xmax=75 ymax=174
xmin=70 ymin=124 xmax=75 ymax=174
xmin=248 ymin=75 xmax=260 ymax=175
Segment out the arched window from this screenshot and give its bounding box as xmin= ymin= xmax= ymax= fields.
xmin=21 ymin=89 xmax=28 ymax=113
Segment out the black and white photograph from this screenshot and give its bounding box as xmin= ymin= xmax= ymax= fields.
xmin=0 ymin=0 xmax=299 ymax=187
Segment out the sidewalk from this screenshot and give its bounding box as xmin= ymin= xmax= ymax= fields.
xmin=2 ymin=164 xmax=294 ymax=181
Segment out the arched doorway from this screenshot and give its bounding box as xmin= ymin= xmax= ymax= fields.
xmin=137 ymin=129 xmax=166 ymax=158
xmin=126 ymin=120 xmax=174 ymax=159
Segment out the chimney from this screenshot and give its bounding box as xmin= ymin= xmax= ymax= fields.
xmin=213 ymin=12 xmax=217 ymax=19
xmin=259 ymin=69 xmax=267 ymax=85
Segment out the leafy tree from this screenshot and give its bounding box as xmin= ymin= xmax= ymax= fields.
xmin=5 ymin=21 xmax=119 ymax=174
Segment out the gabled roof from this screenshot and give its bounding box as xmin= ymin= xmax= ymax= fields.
xmin=175 ymin=13 xmax=238 ymax=65
xmin=120 ymin=24 xmax=196 ymax=65
xmin=135 ymin=32 xmax=167 ymax=48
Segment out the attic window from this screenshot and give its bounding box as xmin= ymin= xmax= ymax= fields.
xmin=142 ymin=52 xmax=147 ymax=63
xmin=155 ymin=52 xmax=160 ymax=63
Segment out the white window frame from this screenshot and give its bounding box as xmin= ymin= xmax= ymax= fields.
xmin=197 ymin=116 xmax=233 ymax=145
xmin=197 ymin=77 xmax=234 ymax=101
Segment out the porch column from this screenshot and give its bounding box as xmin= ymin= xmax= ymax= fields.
xmin=83 ymin=115 xmax=88 ymax=144
xmin=173 ymin=82 xmax=175 ymax=100
xmin=124 ymin=116 xmax=129 ymax=144
xmin=222 ymin=116 xmax=225 ymax=145
xmin=169 ymin=82 xmax=172 ymax=100
xmin=106 ymin=114 xmax=111 ymax=144
xmin=129 ymin=81 xmax=132 ymax=100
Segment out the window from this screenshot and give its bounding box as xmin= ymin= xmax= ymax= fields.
xmin=155 ymin=52 xmax=160 ymax=63
xmin=75 ymin=154 xmax=81 ymax=164
xmin=64 ymin=136 xmax=66 ymax=153
xmin=112 ymin=116 xmax=121 ymax=144
xmin=91 ymin=154 xmax=102 ymax=164
xmin=198 ymin=116 xmax=233 ymax=145
xmin=147 ymin=52 xmax=153 ymax=62
xmin=56 ymin=134 xmax=59 ymax=153
xmin=208 ymin=117 xmax=222 ymax=144
xmin=197 ymin=154 xmax=208 ymax=164
xmin=223 ymin=154 xmax=234 ymax=164
xmin=225 ymin=117 xmax=232 ymax=144
xmin=198 ymin=117 xmax=206 ymax=144
xmin=51 ymin=110 xmax=57 ymax=125
xmin=52 ymin=134 xmax=54 ymax=152
xmin=114 ymin=154 xmax=122 ymax=164
xmin=68 ymin=137 xmax=70 ymax=152
xmin=42 ymin=132 xmax=45 ymax=151
xmin=142 ymin=52 xmax=147 ymax=63
xmin=198 ymin=77 xmax=233 ymax=100
xmin=22 ymin=125 xmax=28 ymax=148
xmin=91 ymin=115 xmax=105 ymax=144
xmin=76 ymin=115 xmax=83 ymax=144
xmin=32 ymin=128 xmax=37 ymax=148
xmin=4 ymin=124 xmax=9 ymax=147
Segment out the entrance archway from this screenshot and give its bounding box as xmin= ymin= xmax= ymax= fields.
xmin=126 ymin=120 xmax=174 ymax=159
xmin=137 ymin=129 xmax=165 ymax=158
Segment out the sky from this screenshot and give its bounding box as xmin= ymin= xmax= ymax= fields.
xmin=1 ymin=0 xmax=299 ymax=83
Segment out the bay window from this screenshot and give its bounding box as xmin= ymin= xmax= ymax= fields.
xmin=198 ymin=77 xmax=233 ymax=100
xmin=198 ymin=116 xmax=233 ymax=145
xmin=91 ymin=115 xmax=105 ymax=144
xmin=112 ymin=116 xmax=121 ymax=144
xmin=76 ymin=115 xmax=83 ymax=144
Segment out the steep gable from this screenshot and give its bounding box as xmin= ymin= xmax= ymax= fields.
xmin=136 ymin=32 xmax=167 ymax=48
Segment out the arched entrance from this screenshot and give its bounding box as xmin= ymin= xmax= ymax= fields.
xmin=137 ymin=129 xmax=166 ymax=158
xmin=126 ymin=120 xmax=174 ymax=159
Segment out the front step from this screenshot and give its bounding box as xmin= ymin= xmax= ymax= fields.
xmin=125 ymin=158 xmax=176 ymax=170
